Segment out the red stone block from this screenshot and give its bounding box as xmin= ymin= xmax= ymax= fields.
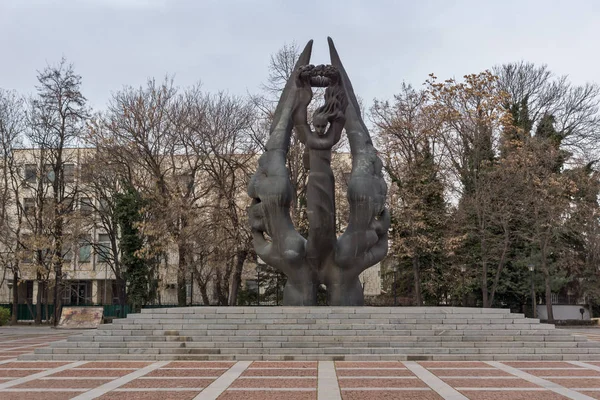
xmin=0 ymin=392 xmax=82 ymax=400
xmin=50 ymin=369 xmax=136 ymax=378
xmin=460 ymin=391 xmax=570 ymax=400
xmin=419 ymin=362 xmax=489 ymax=368
xmin=547 ymin=378 xmax=600 ymax=388
xmin=14 ymin=378 xmax=112 ymax=389
xmin=503 ymin=362 xmax=577 ymax=368
xmin=242 ymin=368 xmax=317 ymax=377
xmin=77 ymin=362 xmax=152 ymax=369
xmin=337 ymin=369 xmax=415 ymax=377
xmin=250 ymin=361 xmax=317 ymax=369
xmin=146 ymin=368 xmax=227 ymax=377
xmin=165 ymin=361 xmax=235 ymax=368
xmin=431 ymin=369 xmax=511 ymax=377
xmin=0 ymin=369 xmax=45 ymax=377
xmin=341 ymin=390 xmax=441 ymax=400
xmin=338 ymin=377 xmax=427 ymax=388
xmin=442 ymin=378 xmax=540 ymax=388
xmin=99 ymin=391 xmax=200 ymax=400
xmin=1 ymin=362 xmax=68 ymax=368
xmin=218 ymin=391 xmax=316 ymax=400
xmin=230 ymin=378 xmax=317 ymax=388
xmin=527 ymin=369 xmax=600 ymax=377
xmin=336 ymin=362 xmax=404 ymax=368
xmin=121 ymin=378 xmax=216 ymax=388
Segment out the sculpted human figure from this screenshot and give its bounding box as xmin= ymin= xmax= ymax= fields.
xmin=247 ymin=38 xmax=389 ymax=306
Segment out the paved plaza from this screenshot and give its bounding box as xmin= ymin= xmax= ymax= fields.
xmin=3 ymin=327 xmax=600 ymax=399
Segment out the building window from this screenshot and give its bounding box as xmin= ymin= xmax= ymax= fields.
xmin=80 ymin=197 xmax=93 ymax=215
xmin=97 ymin=234 xmax=111 ymax=263
xmin=62 ymin=243 xmax=72 ymax=263
xmin=23 ymin=198 xmax=35 ymax=215
xmin=24 ymin=164 xmax=36 ymax=183
xmin=64 ymin=164 xmax=75 ymax=183
xmin=78 ymin=236 xmax=91 ymax=263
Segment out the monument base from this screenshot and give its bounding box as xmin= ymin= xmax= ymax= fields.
xmin=21 ymin=306 xmax=600 ymax=361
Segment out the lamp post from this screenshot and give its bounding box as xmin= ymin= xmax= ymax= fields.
xmin=460 ymin=265 xmax=467 ymax=306
xmin=528 ymin=264 xmax=536 ymax=318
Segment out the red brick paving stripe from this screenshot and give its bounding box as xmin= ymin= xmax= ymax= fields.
xmin=443 ymin=378 xmax=540 ymax=388
xmin=574 ymin=391 xmax=600 ymax=400
xmin=146 ymin=368 xmax=227 ymax=377
xmin=527 ymin=369 xmax=600 ymax=377
xmin=230 ymin=378 xmax=317 ymax=388
xmin=219 ymin=391 xmax=317 ymax=400
xmin=341 ymin=390 xmax=441 ymax=400
xmin=504 ymin=362 xmax=580 ymax=368
xmin=337 ymin=369 xmax=415 ymax=377
xmin=13 ymin=378 xmax=113 ymax=389
xmin=49 ymin=369 xmax=137 ymax=377
xmin=166 ymin=361 xmax=235 ymax=368
xmin=0 ymin=392 xmax=84 ymax=400
xmin=431 ymin=368 xmax=511 ymax=377
xmin=0 ymin=369 xmax=45 ymax=377
xmin=338 ymin=377 xmax=427 ymax=389
xmin=98 ymin=391 xmax=200 ymax=400
xmin=546 ymin=378 xmax=600 ymax=388
xmin=121 ymin=378 xmax=215 ymax=388
xmin=242 ymin=368 xmax=317 ymax=377
xmin=335 ymin=361 xmax=404 ymax=368
xmin=76 ymin=362 xmax=152 ymax=369
xmin=457 ymin=390 xmax=570 ymax=400
xmin=419 ymin=362 xmax=490 ymax=368
xmin=0 ymin=362 xmax=69 ymax=368
xmin=251 ymin=361 xmax=317 ymax=368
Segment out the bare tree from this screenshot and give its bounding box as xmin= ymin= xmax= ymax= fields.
xmin=25 ymin=58 xmax=89 ymax=324
xmin=0 ymin=89 xmax=26 ymax=323
xmin=495 ymin=62 xmax=600 ymax=157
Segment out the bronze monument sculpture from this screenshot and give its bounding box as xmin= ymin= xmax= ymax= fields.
xmin=248 ymin=38 xmax=389 ymax=306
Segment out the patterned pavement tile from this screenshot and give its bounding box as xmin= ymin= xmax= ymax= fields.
xmin=441 ymin=377 xmax=540 ymax=388
xmin=429 ymin=368 xmax=511 ymax=377
xmin=341 ymin=390 xmax=441 ymax=400
xmin=546 ymin=377 xmax=600 ymax=388
xmin=0 ymin=392 xmax=83 ymax=400
xmin=337 ymin=368 xmax=415 ymax=376
xmin=121 ymin=378 xmax=216 ymax=388
xmin=230 ymin=377 xmax=318 ymax=388
xmin=147 ymin=368 xmax=228 ymax=377
xmin=218 ymin=391 xmax=317 ymax=400
xmin=98 ymin=391 xmax=200 ymax=400
xmin=338 ymin=377 xmax=427 ymax=388
xmin=242 ymin=368 xmax=317 ymax=376
xmin=458 ymin=391 xmax=570 ymax=400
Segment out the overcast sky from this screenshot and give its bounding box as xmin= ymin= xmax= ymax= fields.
xmin=1 ymin=0 xmax=600 ymax=110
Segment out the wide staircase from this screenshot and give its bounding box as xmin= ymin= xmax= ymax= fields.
xmin=20 ymin=306 xmax=600 ymax=361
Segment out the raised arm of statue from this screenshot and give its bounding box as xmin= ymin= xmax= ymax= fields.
xmin=247 ymin=40 xmax=318 ymax=305
xmin=325 ymin=37 xmax=390 ymax=305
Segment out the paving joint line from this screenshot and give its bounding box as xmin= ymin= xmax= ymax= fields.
xmin=193 ymin=361 xmax=251 ymax=400
xmin=69 ymin=361 xmax=169 ymax=400
xmin=487 ymin=361 xmax=596 ymax=400
xmin=403 ymin=361 xmax=468 ymax=400
xmin=318 ymin=361 xmax=341 ymax=400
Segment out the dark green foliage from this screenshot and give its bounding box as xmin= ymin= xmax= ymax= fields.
xmin=114 ymin=186 xmax=149 ymax=312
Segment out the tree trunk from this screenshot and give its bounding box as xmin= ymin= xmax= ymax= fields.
xmin=412 ymin=256 xmax=422 ymax=306
xmin=177 ymin=246 xmax=187 ymax=306
xmin=228 ymin=249 xmax=248 ymax=306
xmin=35 ymin=273 xmax=42 ymax=325
xmin=200 ymin=284 xmax=210 ymax=305
xmin=481 ymin=259 xmax=489 ymax=308
xmin=544 ymin=266 xmax=553 ymax=322
xmin=11 ymin=272 xmax=18 ymax=325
